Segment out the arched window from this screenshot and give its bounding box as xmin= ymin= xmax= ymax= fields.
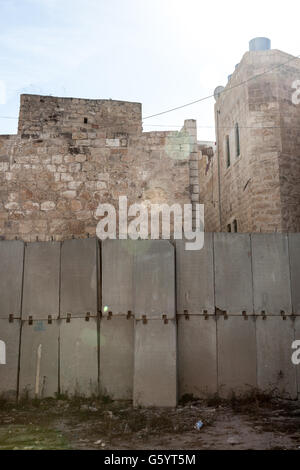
xmin=0 ymin=340 xmax=6 ymax=365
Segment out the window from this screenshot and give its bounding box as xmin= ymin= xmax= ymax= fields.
xmin=235 ymin=123 xmax=240 ymax=157
xmin=226 ymin=135 xmax=230 ymax=168
xmin=227 ymin=224 xmax=231 ymax=232
xmin=84 ymin=117 xmax=88 ymax=124
xmin=233 ymin=219 xmax=238 ymax=232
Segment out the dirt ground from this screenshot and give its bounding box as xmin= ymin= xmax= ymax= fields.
xmin=0 ymin=393 xmax=300 ymax=450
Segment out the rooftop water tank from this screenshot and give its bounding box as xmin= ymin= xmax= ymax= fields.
xmin=249 ymin=37 xmax=271 ymax=51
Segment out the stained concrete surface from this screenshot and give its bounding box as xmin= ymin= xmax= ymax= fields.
xmin=22 ymin=242 xmax=60 ymax=320
xmin=99 ymin=317 xmax=134 ymax=400
xmin=0 ymin=241 xmax=24 ymax=319
xmin=60 ymin=238 xmax=98 ymax=317
xmin=0 ymin=320 xmax=21 ymax=400
xmin=295 ymin=317 xmax=300 ymax=399
xmin=19 ymin=320 xmax=59 ymax=399
xmin=101 ymin=240 xmax=134 ymax=316
xmin=133 ymin=240 xmax=175 ymax=319
xmin=288 ymin=233 xmax=300 ymax=314
xmin=214 ymin=233 xmax=253 ymax=314
xmin=60 ymin=318 xmax=98 ymax=397
xmin=217 ymin=315 xmax=257 ymax=397
xmin=251 ymin=234 xmax=292 ymax=314
xmin=176 ymin=234 xmax=214 ymax=315
xmin=177 ymin=315 xmax=217 ymax=398
xmin=133 ymin=319 xmax=177 ymax=407
xmin=256 ymin=316 xmax=297 ymax=399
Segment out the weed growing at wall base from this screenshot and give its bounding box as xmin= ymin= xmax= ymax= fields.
xmin=96 ymin=196 xmax=205 ymax=251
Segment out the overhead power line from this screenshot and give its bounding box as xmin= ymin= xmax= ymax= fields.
xmin=0 ymin=116 xmax=18 ymax=120
xmin=1 ymin=53 xmax=300 ymax=129
xmin=142 ymin=53 xmax=300 ymax=120
xmin=143 ymin=124 xmax=300 ymax=130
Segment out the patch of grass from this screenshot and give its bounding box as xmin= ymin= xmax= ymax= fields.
xmin=0 ymin=424 xmax=71 ymax=450
xmin=101 ymin=394 xmax=113 ymax=405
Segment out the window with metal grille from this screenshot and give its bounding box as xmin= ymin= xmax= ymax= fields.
xmin=235 ymin=123 xmax=240 ymax=157
xmin=226 ymin=135 xmax=230 ymax=168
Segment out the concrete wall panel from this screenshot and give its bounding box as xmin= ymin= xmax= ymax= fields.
xmin=217 ymin=316 xmax=257 ymax=396
xmin=133 ymin=319 xmax=177 ymax=407
xmin=256 ymin=316 xmax=297 ymax=398
xmin=19 ymin=320 xmax=59 ymax=399
xmin=61 ymin=238 xmax=98 ymax=317
xmin=101 ymin=240 xmax=134 ymax=316
xmin=22 ymin=242 xmax=60 ymax=320
xmin=176 ymin=234 xmax=214 ymax=315
xmin=214 ymin=233 xmax=253 ymax=314
xmin=295 ymin=317 xmax=300 ymax=399
xmin=0 ymin=241 xmax=24 ymax=319
xmin=252 ymin=234 xmax=292 ymax=314
xmin=60 ymin=318 xmax=98 ymax=397
xmin=178 ymin=315 xmax=217 ymax=398
xmin=134 ymin=241 xmax=175 ymax=319
xmin=0 ymin=320 xmax=21 ymax=400
xmin=99 ymin=317 xmax=134 ymax=400
xmin=288 ymin=234 xmax=300 ymax=314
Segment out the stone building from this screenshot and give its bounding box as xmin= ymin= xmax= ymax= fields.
xmin=0 ymin=95 xmax=201 ymax=241
xmin=199 ymin=38 xmax=300 ymax=233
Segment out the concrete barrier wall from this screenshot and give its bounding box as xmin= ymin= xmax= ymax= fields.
xmin=99 ymin=316 xmax=134 ymax=400
xmin=176 ymin=234 xmax=214 ymax=315
xmin=214 ymin=233 xmax=253 ymax=314
xmin=134 ymin=319 xmax=177 ymax=407
xmin=60 ymin=317 xmax=98 ymax=397
xmin=256 ymin=316 xmax=297 ymax=398
xmin=0 ymin=320 xmax=21 ymax=400
xmin=101 ymin=240 xmax=134 ymax=316
xmin=60 ymin=238 xmax=98 ymax=318
xmin=217 ymin=315 xmax=257 ymax=397
xmin=0 ymin=241 xmax=24 ymax=319
xmin=252 ymin=234 xmax=292 ymax=314
xmin=177 ymin=315 xmax=217 ymax=397
xmin=19 ymin=320 xmax=59 ymax=399
xmin=22 ymin=242 xmax=60 ymax=320
xmin=0 ymin=235 xmax=300 ymax=405
xmin=176 ymin=233 xmax=299 ymax=400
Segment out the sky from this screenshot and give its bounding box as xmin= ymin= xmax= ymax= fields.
xmin=0 ymin=0 xmax=299 ymax=140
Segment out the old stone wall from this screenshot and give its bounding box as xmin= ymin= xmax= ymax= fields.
xmin=0 ymin=95 xmax=193 ymax=241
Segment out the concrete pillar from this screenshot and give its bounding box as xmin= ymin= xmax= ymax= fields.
xmin=132 ymin=240 xmax=177 ymax=407
xmin=134 ymin=319 xmax=177 ymax=407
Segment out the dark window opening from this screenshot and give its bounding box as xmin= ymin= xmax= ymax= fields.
xmin=227 ymin=224 xmax=231 ymax=232
xmin=226 ymin=135 xmax=230 ymax=168
xmin=84 ymin=117 xmax=88 ymax=124
xmin=233 ymin=219 xmax=238 ymax=232
xmin=235 ymin=123 xmax=240 ymax=157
